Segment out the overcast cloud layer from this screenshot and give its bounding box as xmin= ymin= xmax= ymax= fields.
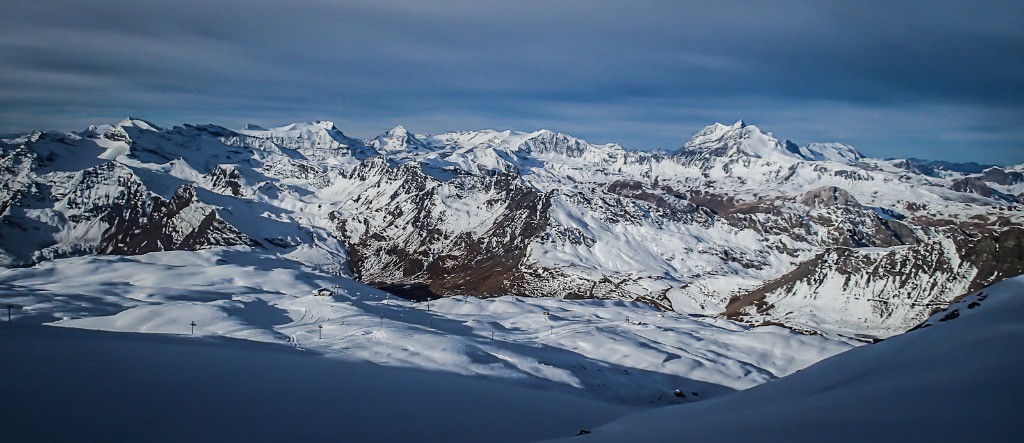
xmin=1 ymin=0 xmax=1021 ymax=164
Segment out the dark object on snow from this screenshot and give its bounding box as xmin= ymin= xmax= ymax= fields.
xmin=691 ymin=391 xmax=699 ymax=397
xmin=575 ymin=429 xmax=592 ymax=436
xmin=674 ymin=389 xmax=685 ymax=398
xmin=939 ymin=309 xmax=960 ymax=322
xmin=968 ymin=301 xmax=981 ymax=309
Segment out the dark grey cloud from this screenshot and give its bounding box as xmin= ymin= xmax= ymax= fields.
xmin=1 ymin=0 xmax=1022 ymax=164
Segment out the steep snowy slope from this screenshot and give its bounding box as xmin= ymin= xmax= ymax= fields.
xmin=551 ymin=276 xmax=1024 ymax=442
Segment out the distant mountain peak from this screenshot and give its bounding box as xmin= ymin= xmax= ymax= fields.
xmin=116 ymin=117 xmax=160 ymax=131
xmin=312 ymin=120 xmax=336 ymax=130
xmin=371 ymin=124 xmax=431 ymax=153
xmin=677 ymin=120 xmax=799 ymax=161
xmin=385 ymin=124 xmax=409 ymax=136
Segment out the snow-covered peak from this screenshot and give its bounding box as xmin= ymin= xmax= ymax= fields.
xmin=261 ymin=120 xmax=338 ymax=134
xmin=385 ymin=125 xmax=409 ymax=138
xmin=115 ymin=117 xmax=160 ymax=131
xmin=687 ymin=120 xmax=744 ymax=142
xmin=676 ymin=121 xmax=800 ymax=161
xmin=519 ymin=128 xmax=609 ymax=157
xmin=796 ymin=142 xmax=864 ymax=165
xmin=369 ymin=125 xmax=432 ymax=153
xmin=238 ymin=121 xmax=361 ymax=145
xmin=235 ymin=120 xmax=370 ymax=162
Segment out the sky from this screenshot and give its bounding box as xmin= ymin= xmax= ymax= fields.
xmin=1 ymin=0 xmax=1022 ymax=164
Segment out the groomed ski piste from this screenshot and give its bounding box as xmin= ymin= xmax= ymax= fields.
xmin=1 ymin=246 xmax=853 ymax=441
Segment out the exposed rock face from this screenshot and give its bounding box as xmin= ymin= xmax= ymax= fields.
xmin=329 ymin=162 xmax=552 ymax=297
xmin=960 ymin=227 xmax=1024 ymax=290
xmin=0 ymin=126 xmax=257 ymax=266
xmin=979 ymin=167 xmax=1023 ymax=186
xmin=725 ymin=227 xmax=1024 ymax=337
xmin=950 ymin=177 xmax=1018 ymax=203
xmin=100 ymin=184 xmax=256 ymax=255
xmin=799 ymin=186 xmax=859 ymax=208
xmin=204 ymin=165 xmax=249 ymax=197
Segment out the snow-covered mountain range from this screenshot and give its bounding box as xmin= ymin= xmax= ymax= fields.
xmin=2 ymin=118 xmax=1021 ymax=338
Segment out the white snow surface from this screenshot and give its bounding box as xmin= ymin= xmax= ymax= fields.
xmin=0 ymin=248 xmax=853 ymax=407
xmin=548 ymin=276 xmax=1024 ymax=443
xmin=797 ymin=142 xmax=864 ymax=164
xmin=2 ymin=255 xmax=1020 ymax=442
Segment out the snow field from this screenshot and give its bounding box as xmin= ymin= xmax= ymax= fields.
xmin=549 ymin=276 xmax=1024 ymax=442
xmin=0 ymin=247 xmax=854 ymax=406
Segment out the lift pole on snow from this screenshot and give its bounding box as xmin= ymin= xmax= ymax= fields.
xmin=190 ymin=321 xmax=196 ymax=335
xmin=319 ymin=324 xmax=323 ymax=339
xmin=6 ymin=304 xmax=13 ymax=322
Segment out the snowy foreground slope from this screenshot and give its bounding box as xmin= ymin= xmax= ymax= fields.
xmin=0 ymin=247 xmax=857 ymax=441
xmin=2 ymin=324 xmax=633 ymax=442
xmin=2 ymin=118 xmax=1022 ymax=338
xmin=2 ymin=257 xmax=1020 ymax=442
xmin=0 ymin=248 xmax=851 ymax=406
xmin=550 ymin=276 xmax=1024 ymax=443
